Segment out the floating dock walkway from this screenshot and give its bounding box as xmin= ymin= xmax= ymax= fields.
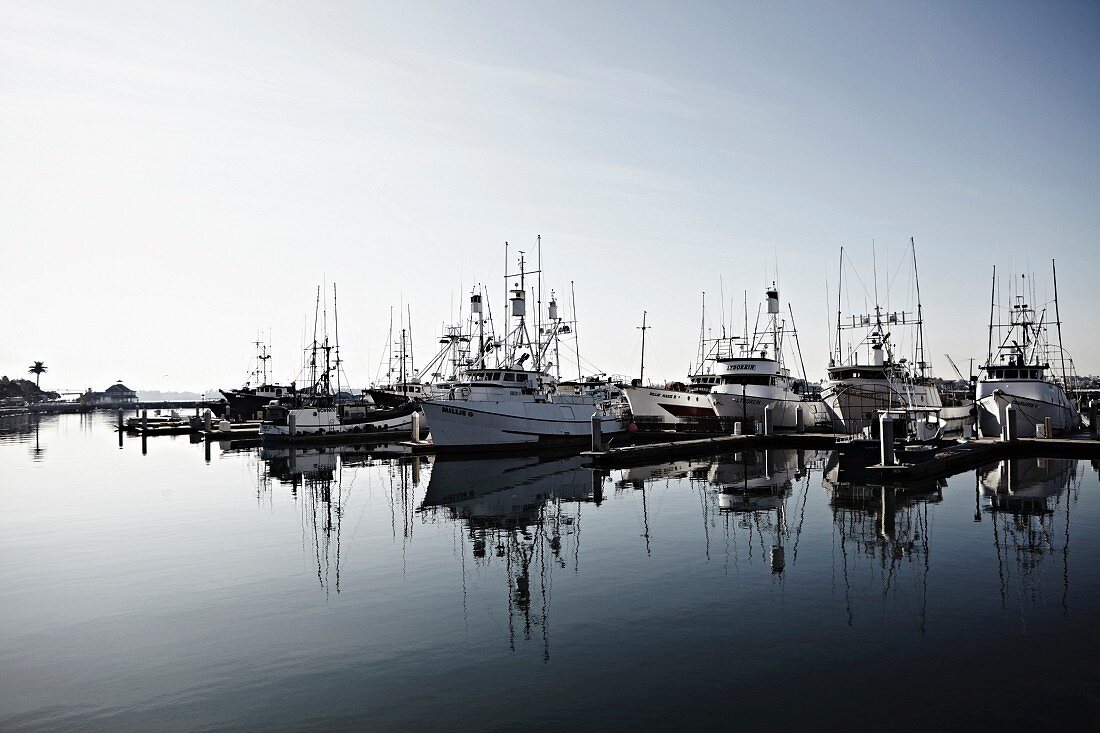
xmin=581 ymin=432 xmax=839 ymax=467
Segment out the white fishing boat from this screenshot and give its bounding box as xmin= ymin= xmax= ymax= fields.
xmin=620 ymin=302 xmax=723 ymax=426
xmin=421 ymin=238 xmax=627 ymax=452
xmin=260 ymin=286 xmax=421 ymax=441
xmin=975 ymin=263 xmax=1079 ymax=438
xmin=620 ymin=377 xmax=720 ymax=426
xmin=708 ymin=285 xmax=830 ymax=431
xmin=220 ymin=340 xmax=296 ymax=421
xmin=822 ymin=240 xmax=946 ymax=433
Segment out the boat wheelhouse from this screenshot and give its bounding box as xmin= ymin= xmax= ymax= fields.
xmin=822 ymin=242 xmax=945 ymax=433
xmin=975 ymin=265 xmax=1079 ymax=438
xmin=709 ymin=285 xmax=830 ymax=431
xmin=421 ymin=238 xmax=626 ymax=451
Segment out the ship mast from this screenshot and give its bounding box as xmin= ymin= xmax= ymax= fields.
xmin=637 ymin=310 xmax=650 ymax=383
xmin=986 ymin=266 xmax=996 ymax=367
xmin=834 ymin=247 xmax=844 ymax=366
xmin=571 ymin=281 xmax=581 ymax=381
xmin=697 ymin=291 xmax=706 ymax=370
xmin=911 ymin=237 xmax=927 ymax=378
xmin=333 ymin=284 xmax=341 ymax=398
xmin=1052 ymin=259 xmax=1071 ymax=396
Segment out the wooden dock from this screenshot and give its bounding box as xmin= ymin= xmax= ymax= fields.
xmin=582 ymin=430 xmax=1100 ymax=480
xmin=581 ymin=432 xmax=840 ymax=467
xmin=864 ymin=435 xmax=1100 ymax=483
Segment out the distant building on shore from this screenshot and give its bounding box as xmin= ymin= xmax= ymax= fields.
xmin=82 ymin=382 xmax=139 ymax=407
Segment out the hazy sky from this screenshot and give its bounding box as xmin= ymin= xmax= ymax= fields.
xmin=3 ymin=0 xmax=1098 ymax=393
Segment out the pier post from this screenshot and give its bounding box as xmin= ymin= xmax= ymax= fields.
xmin=411 ymin=411 xmax=421 ymax=442
xmin=879 ymin=413 xmax=895 ymax=466
xmin=795 ymin=405 xmax=805 ymax=433
xmin=770 ymin=544 xmax=785 ymax=574
xmin=880 ymin=487 xmax=896 ymax=537
xmin=141 ymin=409 xmax=148 ymax=432
xmin=288 ymin=414 xmax=297 ymax=438
xmin=1090 ymin=400 xmax=1098 ymax=437
xmin=1003 ymin=404 xmax=1018 ymax=442
xmin=733 ymin=421 xmax=742 ymax=436
xmin=591 ymin=413 xmax=603 ymax=452
xmin=763 ymin=405 xmax=773 ymax=436
xmin=1043 ymin=416 xmax=1053 ymax=439
xmin=204 ymin=436 xmax=211 ymax=463
xmin=117 ymin=409 xmax=124 ymax=432
xmin=204 ymin=409 xmax=212 ymax=432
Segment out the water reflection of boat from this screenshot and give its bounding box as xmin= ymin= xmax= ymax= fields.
xmin=421 ymin=455 xmax=601 ymax=660
xmin=609 ymin=449 xmax=823 ymax=572
xmin=613 ymin=458 xmax=712 ymax=488
xmin=423 ymin=455 xmax=600 ymax=523
xmin=257 ymin=444 xmax=426 ymax=597
xmin=823 ymin=452 xmax=944 ymax=629
xmin=707 ymin=449 xmax=819 ymax=573
xmin=978 ymin=457 xmax=1079 ymax=617
xmin=978 ymin=456 xmax=1075 ymax=512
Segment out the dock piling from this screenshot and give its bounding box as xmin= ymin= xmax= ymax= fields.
xmin=879 ymin=412 xmax=896 ymax=466
xmin=204 ymin=409 xmax=212 ymax=432
xmin=1044 ymin=416 xmax=1053 ymax=439
xmin=795 ymin=405 xmax=805 ymax=433
xmin=763 ymin=405 xmax=773 ymax=436
xmin=733 ymin=421 xmax=742 ymax=436
xmin=1090 ymin=400 xmax=1098 ymax=437
xmin=1002 ymin=404 xmax=1018 ymax=442
xmin=117 ymin=409 xmax=124 ymax=432
xmin=591 ymin=413 xmax=603 ymax=452
xmin=288 ymin=414 xmax=297 ymax=437
xmin=411 ymin=411 xmax=420 ymax=442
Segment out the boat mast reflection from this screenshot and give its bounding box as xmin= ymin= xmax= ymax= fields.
xmin=978 ymin=457 xmax=1079 ymax=619
xmin=260 ymin=444 xmax=427 ymax=598
xmin=823 ymin=453 xmax=944 ymax=630
xmin=611 ymin=449 xmax=824 ymax=574
xmin=420 ymin=455 xmax=602 ymax=661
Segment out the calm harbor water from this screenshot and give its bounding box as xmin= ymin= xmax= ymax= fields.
xmin=3 ymin=412 xmax=1099 ymax=731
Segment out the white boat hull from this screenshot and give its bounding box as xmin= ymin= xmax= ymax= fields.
xmin=709 ymin=386 xmax=831 ymax=430
xmin=621 ymin=386 xmax=715 ymax=425
xmin=939 ymin=403 xmax=975 ymax=434
xmin=260 ymin=406 xmax=417 ymax=440
xmin=822 ymin=379 xmax=941 ymax=433
xmin=975 ymin=382 xmax=1078 ymax=438
xmin=422 ymin=398 xmax=625 ymax=451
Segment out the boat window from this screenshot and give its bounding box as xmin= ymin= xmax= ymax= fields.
xmin=493 ymin=372 xmax=502 ymax=380
xmin=1005 ymin=369 xmax=1017 ymax=379
xmin=503 ymin=373 xmax=515 ymax=382
xmin=722 ymin=375 xmax=771 ymax=386
xmin=1029 ymin=369 xmax=1038 ymax=379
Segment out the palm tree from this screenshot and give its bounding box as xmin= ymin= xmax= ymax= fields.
xmin=28 ymin=361 xmax=47 ymax=387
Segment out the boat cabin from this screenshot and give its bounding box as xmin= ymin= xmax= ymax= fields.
xmin=467 ymin=368 xmax=540 ymax=388
xmin=981 ymin=365 xmax=1047 ymax=381
xmin=687 ymin=374 xmax=720 ymax=391
xmin=827 ymin=365 xmax=889 ymax=381
xmin=717 ymin=357 xmax=787 ymax=386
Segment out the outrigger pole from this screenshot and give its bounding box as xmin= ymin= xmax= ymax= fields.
xmin=1052 ymin=259 xmax=1071 ymax=398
